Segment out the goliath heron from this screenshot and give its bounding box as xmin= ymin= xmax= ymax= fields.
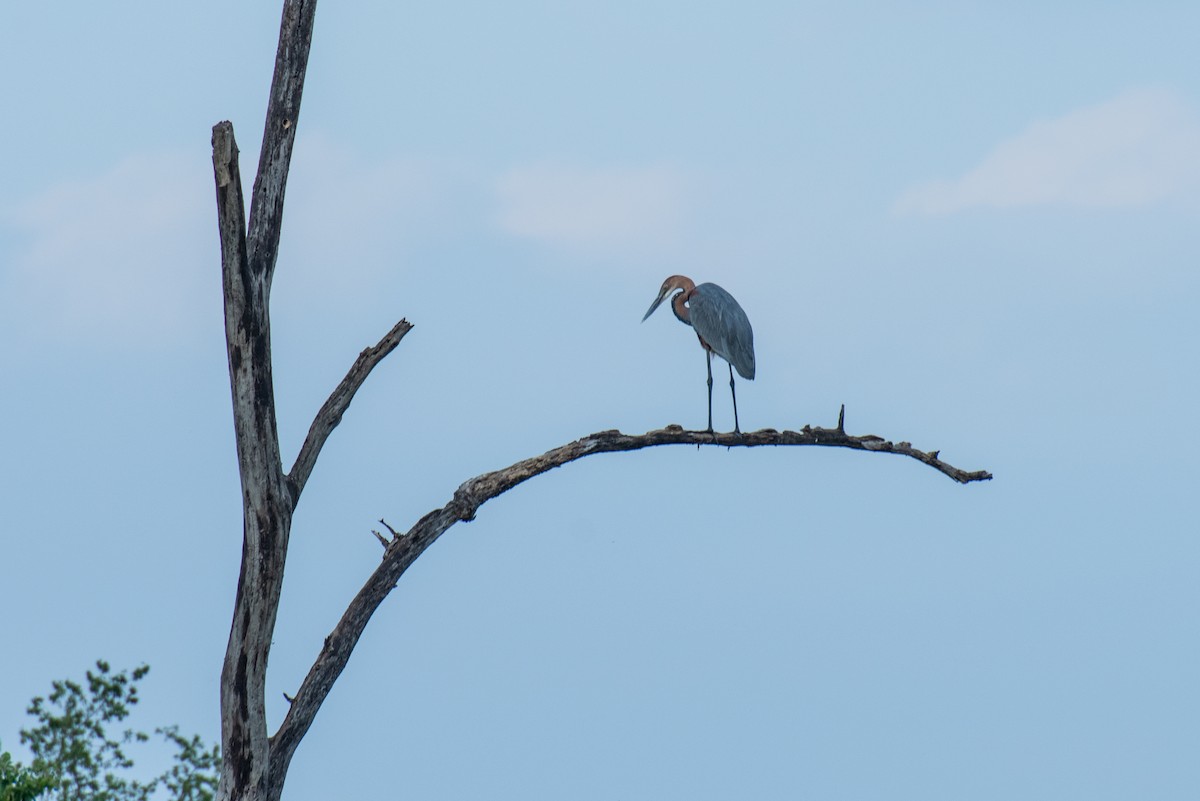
xmin=642 ymin=275 xmax=756 ymax=433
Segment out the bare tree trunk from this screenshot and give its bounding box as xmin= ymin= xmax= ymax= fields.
xmin=211 ymin=2 xmax=316 ymax=799
xmin=212 ymin=120 xmax=293 ymax=801
xmin=209 ymin=4 xmax=990 ymax=801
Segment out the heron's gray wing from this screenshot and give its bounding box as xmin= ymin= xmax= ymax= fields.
xmin=688 ymin=283 xmax=755 ymax=380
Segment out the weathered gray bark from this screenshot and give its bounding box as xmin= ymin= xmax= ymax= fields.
xmin=214 ymin=95 xmax=410 ymax=797
xmin=266 ymin=415 xmax=988 ymax=795
xmin=212 ymin=117 xmax=291 ymax=801
xmin=211 ymin=3 xmax=991 ymax=800
xmin=211 ymin=3 xmax=314 ymax=800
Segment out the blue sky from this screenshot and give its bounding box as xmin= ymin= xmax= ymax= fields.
xmin=2 ymin=2 xmax=1198 ymax=799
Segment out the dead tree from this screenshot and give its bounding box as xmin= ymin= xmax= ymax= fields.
xmin=209 ymin=3 xmax=991 ymax=800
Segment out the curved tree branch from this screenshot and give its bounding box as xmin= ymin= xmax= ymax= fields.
xmin=287 ymin=319 xmax=414 ymax=504
xmin=266 ymin=413 xmax=990 ymax=790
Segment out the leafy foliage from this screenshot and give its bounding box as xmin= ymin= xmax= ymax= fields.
xmin=150 ymin=728 xmax=218 ymax=801
xmin=0 ymin=743 xmax=54 ymax=801
xmin=10 ymin=661 xmax=219 ymax=801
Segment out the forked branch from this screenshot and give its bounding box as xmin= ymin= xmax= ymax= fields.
xmin=267 ymin=411 xmax=990 ymax=783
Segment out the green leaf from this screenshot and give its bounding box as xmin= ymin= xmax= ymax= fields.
xmin=18 ymin=661 xmax=220 ymax=801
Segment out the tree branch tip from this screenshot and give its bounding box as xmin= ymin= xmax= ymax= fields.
xmin=379 ymin=518 xmax=402 ymax=538
xmin=929 ymin=450 xmax=940 ymax=460
xmin=211 ymin=123 xmax=239 ymax=187
xmin=382 ymin=318 xmax=413 ymax=340
xmin=836 ymin=404 xmax=846 ymax=432
xmin=371 ymin=529 xmax=389 ymax=549
xmin=282 ymin=692 xmax=295 ymax=704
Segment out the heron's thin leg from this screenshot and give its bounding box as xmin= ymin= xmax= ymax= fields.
xmin=729 ymin=362 xmax=740 ymax=434
xmin=705 ymin=351 xmax=714 ymax=433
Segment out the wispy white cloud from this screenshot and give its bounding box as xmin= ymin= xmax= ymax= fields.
xmin=2 ymin=151 xmax=216 ymax=346
xmin=894 ymin=88 xmax=1200 ymax=215
xmin=280 ymin=134 xmax=462 ymax=282
xmin=495 ymin=162 xmax=690 ymax=254
xmin=1 ymin=136 xmax=465 ymax=347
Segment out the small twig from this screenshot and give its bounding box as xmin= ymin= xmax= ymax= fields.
xmin=371 ymin=519 xmax=403 ymax=549
xmin=282 ymin=692 xmax=294 ymax=704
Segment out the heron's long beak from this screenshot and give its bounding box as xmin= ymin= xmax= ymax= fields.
xmin=641 ymin=290 xmax=667 ymax=322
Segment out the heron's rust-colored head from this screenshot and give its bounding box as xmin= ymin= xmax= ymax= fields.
xmin=641 ymin=275 xmax=697 ymax=323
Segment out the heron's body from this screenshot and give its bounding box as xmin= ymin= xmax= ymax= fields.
xmin=642 ymin=275 xmax=756 ymax=432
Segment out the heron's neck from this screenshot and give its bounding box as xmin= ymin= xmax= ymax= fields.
xmin=671 ymin=290 xmax=691 ymax=326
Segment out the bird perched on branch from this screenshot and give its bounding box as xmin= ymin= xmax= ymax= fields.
xmin=642 ymin=275 xmax=756 ymax=433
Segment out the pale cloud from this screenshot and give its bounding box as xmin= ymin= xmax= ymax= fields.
xmin=894 ymin=88 xmax=1200 ymax=215
xmin=1 ymin=137 xmax=463 ymax=346
xmin=495 ymin=162 xmax=689 ymax=253
xmin=2 ymin=151 xmax=216 ymax=346
xmin=280 ymin=133 xmax=461 ymax=283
